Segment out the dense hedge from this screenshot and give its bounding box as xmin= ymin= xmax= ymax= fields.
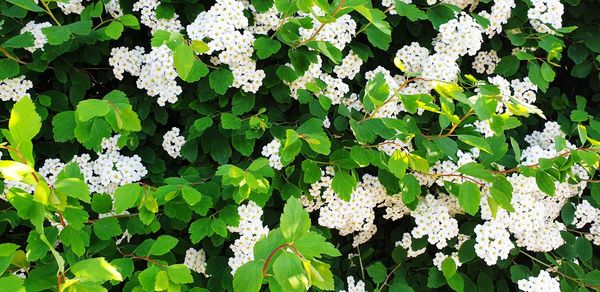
xmin=0 ymin=0 xmax=600 ymax=291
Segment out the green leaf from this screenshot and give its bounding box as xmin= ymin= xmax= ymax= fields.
xmin=0 ymin=59 xmax=19 ymax=80
xmin=41 ymin=26 xmax=71 ymax=45
xmin=401 ymin=174 xmax=421 ymax=204
xmin=76 ymin=99 xmax=111 ymax=122
xmin=495 ymin=55 xmax=520 ymax=77
xmin=149 ymin=235 xmax=178 ymax=256
xmin=254 ymin=37 xmax=282 ymax=59
xmin=105 ymin=21 xmax=124 ymax=39
xmin=166 ymin=264 xmax=194 ymax=284
xmin=427 ymin=4 xmax=456 ymax=29
xmin=575 ymin=237 xmax=592 ymax=261
xmin=173 ymin=44 xmax=209 ymax=82
xmin=535 ymin=170 xmax=556 ymax=196
xmin=303 ymin=133 xmax=331 ymax=155
xmin=441 ymin=257 xmax=456 ymax=280
xmin=60 ymin=226 xmax=90 ymax=257
xmin=74 ymin=118 xmax=112 ymax=150
xmin=280 ymin=197 xmax=311 ymax=242
xmin=71 ymin=257 xmax=123 ymax=282
xmin=510 ymin=265 xmax=531 ymax=283
xmin=273 ymin=251 xmax=309 ymax=292
xmin=306 ymin=41 xmax=342 ymax=64
xmin=61 ymin=207 xmax=89 ymax=230
xmin=457 ymin=135 xmax=493 ymax=154
xmin=540 ymin=62 xmax=556 ymax=82
xmin=301 ymin=160 xmax=321 ymax=184
xmin=0 ymin=243 xmax=18 ymax=276
xmin=458 ymin=181 xmax=480 ymax=216
xmin=93 ymin=217 xmax=123 ymax=240
xmin=331 ymin=169 xmax=356 ymax=201
xmin=0 ymin=275 xmax=25 ymax=291
xmin=209 ymin=68 xmax=234 ymax=95
xmin=221 ymin=113 xmax=242 ymax=129
xmin=527 ymin=62 xmax=549 ymax=91
xmin=211 ymin=218 xmax=228 ymax=237
xmin=583 ymin=270 xmax=600 ymax=287
xmin=55 ymin=177 xmax=91 ymax=203
xmin=367 ymin=262 xmax=387 ymax=284
xmin=294 ymin=231 xmax=340 ymax=259
xmin=308 ymin=260 xmax=335 ymax=291
xmin=52 ymin=111 xmax=77 ymax=142
xmin=457 ymin=162 xmax=494 ymax=182
xmin=5 ymin=0 xmax=43 ymax=12
xmin=118 ymin=14 xmax=140 ymax=29
xmin=9 ymin=96 xmax=41 ymax=143
xmin=570 ymin=110 xmax=589 ymax=122
xmin=2 ymin=32 xmax=35 ymax=48
xmin=181 ymin=185 xmax=202 ymax=206
xmin=388 ymin=150 xmax=409 ymax=178
xmin=365 ymin=25 xmax=391 ymax=50
xmin=233 ymin=260 xmax=263 ymax=292
xmin=91 ymin=193 xmax=112 ymax=214
xmin=189 ymin=218 xmax=212 ymax=243
xmin=232 ymin=93 xmax=255 ymax=116
xmin=114 ymin=183 xmax=143 ymax=213
xmin=394 ymin=0 xmax=427 ymax=21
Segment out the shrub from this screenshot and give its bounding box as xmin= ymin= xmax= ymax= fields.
xmin=0 ymin=0 xmax=599 ymax=291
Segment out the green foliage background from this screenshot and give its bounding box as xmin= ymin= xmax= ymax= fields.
xmin=0 ymin=0 xmax=600 ymax=291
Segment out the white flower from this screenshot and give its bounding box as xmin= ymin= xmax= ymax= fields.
xmin=162 ymin=127 xmax=186 ymax=158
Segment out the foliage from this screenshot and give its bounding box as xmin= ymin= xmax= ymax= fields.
xmin=0 ymin=0 xmax=599 ymax=291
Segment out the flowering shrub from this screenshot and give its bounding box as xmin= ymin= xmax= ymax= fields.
xmin=0 ymin=0 xmax=600 ymax=291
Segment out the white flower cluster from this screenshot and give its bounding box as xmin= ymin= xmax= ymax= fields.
xmin=187 ymin=0 xmax=265 ymax=93
xmin=434 ymin=12 xmax=483 ymax=58
xmin=433 ymin=252 xmax=461 ymax=271
xmin=470 ymin=121 xmax=590 ymax=264
xmin=109 ymin=45 xmax=181 ymax=105
xmin=109 ymin=46 xmax=145 ymax=80
xmin=487 ymin=76 xmax=538 ymax=115
xmin=261 ymin=139 xmax=283 ymax=170
xmin=517 ymin=271 xmax=560 ymax=292
xmin=0 ymin=76 xmax=33 ymax=102
xmin=105 ymin=0 xmax=123 ymax=18
xmin=301 ymin=168 xmax=387 ymax=246
xmin=162 ymin=127 xmax=186 ymax=158
xmin=395 ymin=42 xmax=429 ymax=74
xmin=472 ymin=120 xmax=495 ymax=138
xmin=57 ymin=0 xmax=85 ymax=15
xmin=133 ymin=0 xmax=183 ymax=33
xmin=474 ymin=219 xmax=514 ymax=265
xmin=573 ymin=200 xmax=600 ymax=245
xmin=521 ymin=121 xmax=569 ymax=165
xmin=421 ymin=53 xmax=461 ymax=84
xmin=20 ymin=21 xmax=52 ymax=52
xmin=339 ymin=276 xmax=366 ymax=292
xmin=184 ymin=248 xmax=209 ymax=276
xmin=248 ymin=6 xmax=281 ymax=34
xmin=38 ymin=135 xmax=148 ymax=195
xmin=528 ymin=0 xmax=564 ymax=34
xmin=478 ymin=0 xmax=516 ymax=37
xmin=299 ymin=8 xmax=356 ymax=51
xmin=137 ymin=45 xmax=182 ymax=106
xmin=416 ymin=149 xmax=480 ymax=187
xmin=286 ymin=57 xmax=323 ymax=99
xmin=472 ymin=50 xmax=499 ymax=74
xmin=377 ymin=139 xmax=413 ymax=156
xmin=411 ymin=194 xmax=459 ymax=249
xmin=395 ymin=232 xmax=426 ymax=258
xmin=227 ymin=201 xmax=269 ymax=274
xmin=334 ymin=52 xmax=364 ymax=80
